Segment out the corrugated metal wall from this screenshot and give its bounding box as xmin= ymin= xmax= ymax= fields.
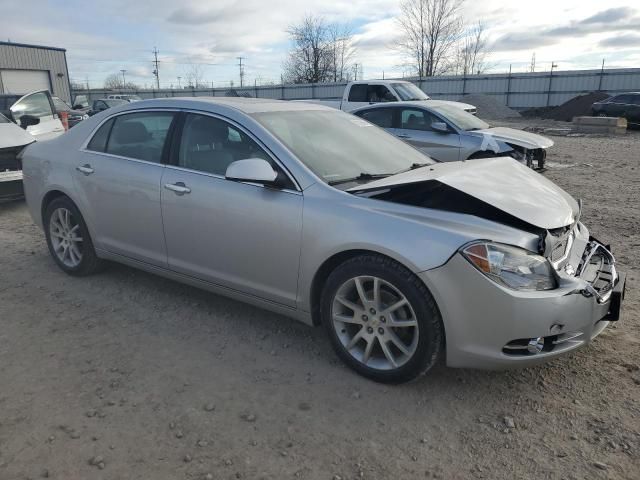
xmin=77 ymin=68 xmax=640 ymax=110
xmin=0 ymin=43 xmax=71 ymax=102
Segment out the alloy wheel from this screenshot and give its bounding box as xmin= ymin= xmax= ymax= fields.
xmin=49 ymin=207 xmax=83 ymax=268
xmin=331 ymin=275 xmax=419 ymax=370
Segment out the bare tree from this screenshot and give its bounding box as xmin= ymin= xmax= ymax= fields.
xmin=103 ymin=73 xmax=138 ymax=90
xmin=453 ymin=22 xmax=489 ymax=75
xmin=328 ymin=24 xmax=356 ymax=82
xmin=184 ymin=62 xmax=206 ymax=88
xmin=284 ymin=15 xmax=332 ymax=83
xmin=396 ymin=0 xmax=464 ymax=77
xmin=283 ymin=15 xmax=357 ymax=84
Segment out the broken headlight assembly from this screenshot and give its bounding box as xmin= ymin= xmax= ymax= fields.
xmin=461 ymin=242 xmax=557 ymax=291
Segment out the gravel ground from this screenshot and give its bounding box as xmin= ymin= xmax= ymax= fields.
xmin=0 ymin=123 xmax=639 ymax=480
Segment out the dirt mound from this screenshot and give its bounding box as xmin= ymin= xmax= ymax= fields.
xmin=458 ymin=94 xmax=521 ymax=120
xmin=543 ymin=91 xmax=610 ymax=122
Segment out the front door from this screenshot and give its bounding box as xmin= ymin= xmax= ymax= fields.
xmin=160 ymin=113 xmax=303 ymax=307
xmin=394 ymin=107 xmax=461 ymax=161
xmin=73 ymin=110 xmax=176 ymax=266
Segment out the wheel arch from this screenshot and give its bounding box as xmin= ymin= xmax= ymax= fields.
xmin=41 ymin=189 xmax=97 ymax=244
xmin=309 ymin=248 xmax=420 ymax=326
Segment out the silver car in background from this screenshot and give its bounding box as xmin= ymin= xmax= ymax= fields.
xmin=353 ymin=102 xmax=553 ymax=169
xmin=21 ymin=98 xmax=625 ymax=383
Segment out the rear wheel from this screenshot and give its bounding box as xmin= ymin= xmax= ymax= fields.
xmin=320 ymin=254 xmax=443 ymax=383
xmin=44 ymin=196 xmax=103 ymax=276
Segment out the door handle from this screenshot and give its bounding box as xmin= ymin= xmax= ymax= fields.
xmin=164 ymin=182 xmax=191 ymax=195
xmin=396 ymin=133 xmax=410 ymax=139
xmin=76 ymin=164 xmax=94 ymax=175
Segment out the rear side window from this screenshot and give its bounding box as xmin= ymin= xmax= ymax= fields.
xmin=358 ymin=108 xmax=394 ymax=128
xmin=86 ymin=118 xmax=114 ymax=152
xmin=629 ymin=95 xmax=640 ymax=105
xmin=105 ymin=112 xmax=175 ymax=163
xmin=348 ymin=84 xmax=368 ymax=102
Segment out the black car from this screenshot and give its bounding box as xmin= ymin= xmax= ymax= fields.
xmin=88 ymin=98 xmax=128 ymax=116
xmin=592 ymin=92 xmax=640 ymax=126
xmin=51 ymin=96 xmax=88 ymax=128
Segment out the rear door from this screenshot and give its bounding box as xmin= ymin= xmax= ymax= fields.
xmin=73 ymin=110 xmax=177 ymax=266
xmin=9 ymin=91 xmax=64 ymax=141
xmin=394 ymin=107 xmax=461 ymax=161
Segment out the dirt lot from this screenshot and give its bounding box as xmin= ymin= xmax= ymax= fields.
xmin=1 ymin=123 xmax=639 ymax=480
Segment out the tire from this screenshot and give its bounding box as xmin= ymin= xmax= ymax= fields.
xmin=320 ymin=254 xmax=444 ymax=383
xmin=44 ymin=196 xmax=104 ymax=276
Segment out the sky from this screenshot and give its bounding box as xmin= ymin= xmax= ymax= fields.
xmin=1 ymin=0 xmax=639 ymax=89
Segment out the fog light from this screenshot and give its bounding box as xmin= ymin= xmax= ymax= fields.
xmin=527 ymin=337 xmax=545 ymax=354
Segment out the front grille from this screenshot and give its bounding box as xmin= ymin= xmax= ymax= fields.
xmin=502 ymin=331 xmax=584 ymax=356
xmin=546 ymin=226 xmax=573 ymax=266
xmin=0 ymin=147 xmax=22 ymax=172
xmin=577 ymin=242 xmax=616 ymax=301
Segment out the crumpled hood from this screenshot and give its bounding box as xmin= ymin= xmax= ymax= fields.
xmin=471 ymin=127 xmax=554 ymax=149
xmin=0 ymin=121 xmax=34 ymax=149
xmin=348 ymin=157 xmax=578 ymax=230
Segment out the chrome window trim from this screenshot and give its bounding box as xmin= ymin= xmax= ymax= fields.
xmin=81 ymin=149 xmax=167 ymax=168
xmin=178 ymin=109 xmax=302 ymax=192
xmin=80 ymin=107 xmax=302 ymax=192
xmin=163 ymin=164 xmax=302 ymax=196
xmin=79 ymin=108 xmax=182 ymax=152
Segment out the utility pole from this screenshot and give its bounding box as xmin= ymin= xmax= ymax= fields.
xmin=177 ymin=76 xmax=181 ymax=89
xmin=353 ymin=63 xmax=359 ymax=81
xmin=152 ymin=47 xmax=160 ymax=89
xmin=530 ymin=52 xmax=536 ymax=73
xmin=237 ymin=57 xmax=245 ymax=87
xmin=120 ymin=69 xmax=127 ymax=88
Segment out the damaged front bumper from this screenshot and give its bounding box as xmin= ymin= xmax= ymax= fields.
xmin=420 ymin=224 xmax=625 ymax=369
xmin=0 ymin=145 xmax=26 ymax=200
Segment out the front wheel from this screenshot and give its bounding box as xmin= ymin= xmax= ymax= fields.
xmin=44 ymin=196 xmax=104 ymax=276
xmin=320 ymin=255 xmax=444 ymax=383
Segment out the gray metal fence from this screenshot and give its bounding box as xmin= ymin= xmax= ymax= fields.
xmin=74 ymin=68 xmax=640 ymax=110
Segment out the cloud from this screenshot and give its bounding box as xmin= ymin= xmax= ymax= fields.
xmin=491 ymin=6 xmax=640 ymax=52
xmin=599 ymin=33 xmax=640 ymax=48
xmin=580 ymin=7 xmax=635 ymax=24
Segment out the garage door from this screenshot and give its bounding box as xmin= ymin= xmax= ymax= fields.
xmin=0 ymin=70 xmax=51 ymax=95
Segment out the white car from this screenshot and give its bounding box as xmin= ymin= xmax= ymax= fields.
xmin=0 ymin=90 xmax=65 ymax=199
xmin=106 ymin=94 xmax=142 ymax=102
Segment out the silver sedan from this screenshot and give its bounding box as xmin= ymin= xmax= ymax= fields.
xmin=353 ymin=102 xmax=553 ymax=168
xmin=21 ymin=98 xmax=624 ymax=383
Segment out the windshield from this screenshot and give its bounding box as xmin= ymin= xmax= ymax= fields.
xmin=431 ymin=104 xmax=490 ymax=131
xmin=392 ymin=83 xmax=430 ymax=101
xmin=253 ymin=110 xmax=435 ymax=187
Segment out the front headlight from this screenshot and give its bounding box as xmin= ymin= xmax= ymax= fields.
xmin=461 ymin=242 xmax=557 ymax=291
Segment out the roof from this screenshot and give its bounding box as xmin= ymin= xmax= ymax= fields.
xmin=124 ymin=96 xmax=335 ymax=114
xmin=0 ymin=41 xmax=66 ymax=52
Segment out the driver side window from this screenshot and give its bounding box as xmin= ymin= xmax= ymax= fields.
xmin=400 ymin=108 xmax=440 ymax=131
xmin=10 ymin=92 xmax=54 ymax=124
xmin=178 ymin=114 xmax=271 ymax=177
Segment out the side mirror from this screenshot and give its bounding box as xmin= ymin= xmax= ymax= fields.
xmin=19 ymin=115 xmax=40 ymax=129
xmin=225 ymin=158 xmax=278 ymax=185
xmin=431 ymin=122 xmax=449 ymax=134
